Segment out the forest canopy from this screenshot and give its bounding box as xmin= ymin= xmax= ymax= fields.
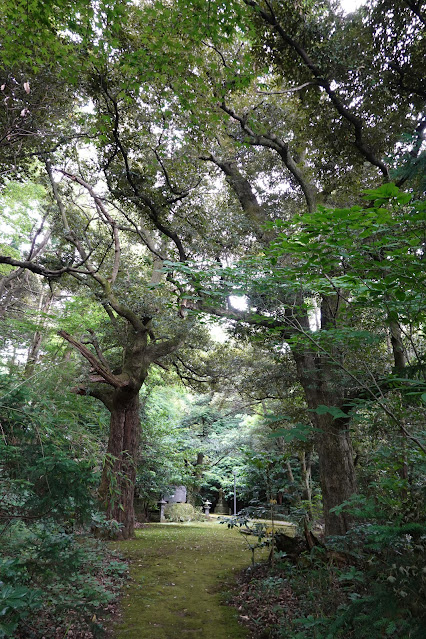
xmin=0 ymin=1 xmax=425 ymax=637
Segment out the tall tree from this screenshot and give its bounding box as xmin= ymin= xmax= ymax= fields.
xmin=143 ymin=0 xmax=425 ymax=534
xmin=1 ymin=0 xmax=424 ymax=538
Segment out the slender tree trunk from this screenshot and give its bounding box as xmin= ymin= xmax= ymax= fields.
xmin=300 ymin=450 xmax=313 ymax=518
xmin=389 ymin=319 xmax=410 ymax=490
xmin=389 ymin=319 xmax=406 ymax=372
xmin=285 ymin=459 xmax=294 ymax=483
xmin=99 ymin=391 xmax=140 ymax=539
xmin=187 ymin=452 xmax=204 ymax=505
xmin=24 ymin=291 xmax=54 ymax=378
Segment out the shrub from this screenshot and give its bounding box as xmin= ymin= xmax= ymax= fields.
xmin=0 ymin=523 xmax=127 ymax=638
xmin=163 ymin=503 xmax=205 ymax=522
xmin=0 ymin=377 xmax=127 ymax=638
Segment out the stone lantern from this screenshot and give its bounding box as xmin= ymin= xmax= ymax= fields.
xmin=203 ymin=500 xmax=212 ymax=516
xmin=158 ymin=499 xmax=167 ymax=522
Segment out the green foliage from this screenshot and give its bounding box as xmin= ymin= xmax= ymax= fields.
xmin=135 ymin=383 xmax=193 ymax=512
xmin=320 ymin=523 xmax=426 ymax=639
xmin=163 ymin=503 xmax=205 ymax=523
xmin=230 ymin=456 xmax=425 ymax=639
xmin=268 ymin=186 xmax=425 ymax=326
xmin=0 ymin=580 xmax=42 ymax=638
xmin=0 ymin=373 xmax=125 ymax=637
xmin=0 ymin=525 xmax=127 ymax=638
xmin=0 ymin=0 xmax=425 ymax=633
xmin=0 ymin=378 xmax=99 ymax=526
xmin=221 ymin=509 xmax=278 ymax=566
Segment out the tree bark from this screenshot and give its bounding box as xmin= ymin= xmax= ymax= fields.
xmin=293 ymin=349 xmax=357 ymax=536
xmin=24 ymin=290 xmax=54 ymax=378
xmin=300 ymin=450 xmax=313 ymax=518
xmin=389 ymin=319 xmax=406 ymax=372
xmin=99 ymin=391 xmax=141 ymax=539
xmin=314 ymin=412 xmax=356 ymax=535
xmin=285 ymin=459 xmax=295 ymax=483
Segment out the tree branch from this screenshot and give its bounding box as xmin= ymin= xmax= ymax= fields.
xmin=58 ymin=330 xmax=129 ymax=388
xmin=58 ymin=170 xmax=121 ymax=285
xmin=220 ymin=101 xmax=317 ymax=212
xmin=0 ymin=255 xmax=92 ymax=278
xmin=98 ymin=80 xmax=189 ymax=262
xmin=200 ymin=153 xmax=270 ymax=238
xmin=243 ymin=0 xmax=389 ymax=177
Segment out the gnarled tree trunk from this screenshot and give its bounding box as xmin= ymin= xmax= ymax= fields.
xmin=99 ymin=391 xmax=141 ymax=539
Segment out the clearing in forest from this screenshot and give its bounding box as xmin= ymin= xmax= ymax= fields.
xmin=111 ymin=521 xmax=262 ymax=639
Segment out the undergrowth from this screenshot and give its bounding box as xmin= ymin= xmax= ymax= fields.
xmin=0 ymin=524 xmax=128 ymax=638
xmin=229 ymin=494 xmax=426 ymax=638
xmin=0 ymin=377 xmax=128 ymax=638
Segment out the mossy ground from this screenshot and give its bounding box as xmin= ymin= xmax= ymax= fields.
xmin=110 ymin=521 xmax=267 ymax=639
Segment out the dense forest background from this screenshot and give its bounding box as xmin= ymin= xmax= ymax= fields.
xmin=0 ymin=0 xmax=425 ymax=637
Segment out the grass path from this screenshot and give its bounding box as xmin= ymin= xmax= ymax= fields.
xmin=111 ymin=521 xmax=262 ymax=639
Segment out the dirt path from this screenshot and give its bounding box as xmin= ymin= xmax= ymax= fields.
xmin=111 ymin=521 xmax=259 ymax=639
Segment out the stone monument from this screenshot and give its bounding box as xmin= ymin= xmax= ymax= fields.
xmin=214 ymin=487 xmax=228 ymax=514
xmin=163 ymin=485 xmax=187 ymax=503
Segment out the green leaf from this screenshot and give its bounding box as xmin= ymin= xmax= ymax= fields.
xmin=311 ymin=405 xmax=349 ymax=420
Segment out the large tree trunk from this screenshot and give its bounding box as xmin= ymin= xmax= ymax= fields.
xmin=313 ymin=412 xmax=357 ymax=535
xmin=60 ymin=319 xmax=182 ymax=541
xmin=99 ymin=391 xmax=141 ymax=539
xmin=294 ymin=349 xmax=357 ymax=536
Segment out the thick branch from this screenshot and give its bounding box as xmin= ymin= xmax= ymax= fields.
xmin=70 ymin=384 xmax=114 ymax=410
xmin=220 ymin=102 xmax=316 ymax=212
xmin=146 ymin=334 xmax=185 ymax=361
xmin=58 ymin=330 xmax=129 ymax=388
xmin=83 ymin=329 xmax=112 ymax=371
xmin=104 ymin=284 xmax=147 ymax=333
xmin=0 ymin=255 xmax=91 ymax=278
xmin=193 ymin=299 xmax=294 ymax=338
xmin=201 ymin=154 xmax=269 ymax=239
xmin=256 ymin=81 xmax=318 ymax=95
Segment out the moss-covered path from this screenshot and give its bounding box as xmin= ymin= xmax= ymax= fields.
xmin=111 ymin=521 xmax=256 ymax=639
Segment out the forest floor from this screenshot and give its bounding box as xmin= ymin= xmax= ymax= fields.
xmin=108 ymin=520 xmax=269 ymax=639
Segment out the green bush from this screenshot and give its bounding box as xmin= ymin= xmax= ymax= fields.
xmin=164 ymin=503 xmax=205 ymax=522
xmin=0 ymin=376 xmax=127 ymax=638
xmin=0 ymin=523 xmax=128 ymax=638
